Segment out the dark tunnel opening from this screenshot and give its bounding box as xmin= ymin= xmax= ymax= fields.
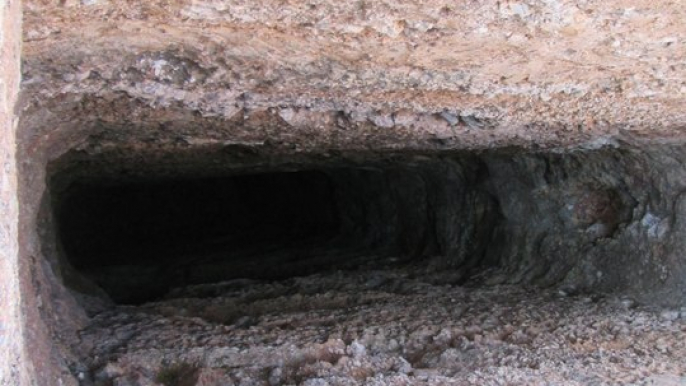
xmin=59 ymin=172 xmax=341 ymax=269
xmin=51 ymin=160 xmax=505 ymax=304
xmin=55 ymin=171 xmax=345 ymax=303
xmin=47 ymin=144 xmax=686 ymax=309
xmin=27 ymin=137 xmax=686 ymax=386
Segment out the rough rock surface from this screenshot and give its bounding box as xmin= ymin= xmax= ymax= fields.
xmin=11 ymin=0 xmax=686 ymax=385
xmin=0 ymin=1 xmax=28 ymax=384
xmin=78 ymin=270 xmax=686 ymax=386
xmin=21 ymin=0 xmax=686 ymax=150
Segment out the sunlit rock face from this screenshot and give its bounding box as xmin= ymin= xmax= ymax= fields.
xmin=12 ymin=0 xmax=686 ymax=384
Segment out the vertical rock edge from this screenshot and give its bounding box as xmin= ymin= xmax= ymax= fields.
xmin=0 ymin=0 xmax=31 ymax=384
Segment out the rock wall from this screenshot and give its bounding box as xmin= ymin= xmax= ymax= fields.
xmin=21 ymin=0 xmax=686 ymax=149
xmin=480 ymin=146 xmax=686 ymax=301
xmin=0 ymin=1 xmax=28 ymax=384
xmin=11 ymin=0 xmax=686 ymax=384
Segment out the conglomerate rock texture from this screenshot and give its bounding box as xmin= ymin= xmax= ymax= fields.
xmin=11 ymin=0 xmax=686 ymax=385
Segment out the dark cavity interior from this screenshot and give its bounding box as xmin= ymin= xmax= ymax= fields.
xmin=48 ymin=145 xmax=686 ymax=307
xmin=57 ymin=172 xmax=345 ymax=303
xmin=53 ymin=158 xmax=504 ymax=304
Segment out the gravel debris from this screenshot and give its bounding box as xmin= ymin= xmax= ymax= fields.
xmin=76 ymin=269 xmax=686 ymax=386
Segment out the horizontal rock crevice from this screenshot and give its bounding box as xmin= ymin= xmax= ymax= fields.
xmin=43 ymin=142 xmax=686 ymax=307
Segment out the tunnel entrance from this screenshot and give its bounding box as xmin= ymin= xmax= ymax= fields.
xmin=47 ymin=144 xmax=686 ymax=308
xmin=50 ymin=155 xmax=504 ymax=304
xmin=39 ymin=144 xmax=686 ymax=384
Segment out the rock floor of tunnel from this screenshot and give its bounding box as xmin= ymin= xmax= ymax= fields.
xmin=74 ymin=268 xmax=686 ymax=386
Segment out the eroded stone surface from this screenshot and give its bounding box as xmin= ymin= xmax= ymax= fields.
xmin=13 ymin=1 xmax=686 ymax=385
xmin=77 ymin=270 xmax=686 ymax=386
xmin=0 ymin=1 xmax=28 ymax=384
xmin=20 ymin=0 xmax=686 ymax=152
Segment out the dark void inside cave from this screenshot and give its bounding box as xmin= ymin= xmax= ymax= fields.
xmin=52 ymin=158 xmax=504 ymax=304
xmin=49 ymin=145 xmax=682 ymax=307
xmin=57 ymin=171 xmax=342 ymax=304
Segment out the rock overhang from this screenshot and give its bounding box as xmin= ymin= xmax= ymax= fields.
xmin=20 ymin=0 xmax=686 ymax=153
